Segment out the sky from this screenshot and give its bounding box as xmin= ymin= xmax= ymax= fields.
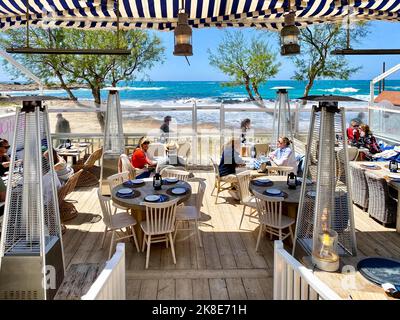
xmin=1 ymin=20 xmax=400 ymax=82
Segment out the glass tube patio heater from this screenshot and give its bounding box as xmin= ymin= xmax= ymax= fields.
xmin=270 ymin=87 xmax=295 ymax=152
xmin=293 ymin=95 xmax=360 ymax=271
xmin=100 ymin=88 xmax=124 ymax=195
xmin=0 ymin=97 xmax=65 ymax=299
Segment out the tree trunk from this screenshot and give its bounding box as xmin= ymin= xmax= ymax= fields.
xmin=302 ymin=78 xmax=315 ymax=105
xmin=54 ymin=70 xmax=77 ymax=101
xmin=91 ymin=86 xmax=105 ymax=131
xmin=244 ymin=78 xmax=255 ymax=101
xmin=252 ymin=82 xmax=263 ymax=101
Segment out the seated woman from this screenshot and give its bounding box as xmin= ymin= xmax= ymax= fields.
xmin=219 ymin=138 xmax=245 ymax=181
xmin=0 ymin=139 xmax=11 ymax=177
xmin=346 ymin=119 xmax=361 ymax=146
xmin=268 ymin=137 xmax=297 ymax=168
xmin=131 ymin=137 xmax=157 ymax=179
xmin=43 ymin=148 xmax=74 ymax=185
xmin=359 ymin=124 xmax=381 ymax=159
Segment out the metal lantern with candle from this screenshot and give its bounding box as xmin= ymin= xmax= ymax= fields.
xmin=389 ymin=160 xmax=398 ymax=173
xmin=280 ymin=12 xmax=300 ymax=56
xmin=173 ymin=10 xmax=192 ymax=57
xmin=287 ymin=172 xmax=297 ymax=189
xmin=293 ymin=95 xmax=361 ymax=270
xmin=153 ymin=172 xmax=163 ymax=190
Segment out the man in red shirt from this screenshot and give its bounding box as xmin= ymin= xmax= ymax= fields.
xmin=131 ymin=137 xmax=157 ymax=179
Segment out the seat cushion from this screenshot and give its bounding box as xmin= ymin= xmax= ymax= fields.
xmin=176 ymin=206 xmax=199 ymax=221
xmin=111 ymin=212 xmax=136 ymax=230
xmin=259 ymin=214 xmax=295 ymax=228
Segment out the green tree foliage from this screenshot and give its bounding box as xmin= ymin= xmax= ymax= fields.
xmin=292 ymin=23 xmax=368 ymax=101
xmin=0 ymin=28 xmax=165 ymax=127
xmin=208 ymin=30 xmax=280 ymax=105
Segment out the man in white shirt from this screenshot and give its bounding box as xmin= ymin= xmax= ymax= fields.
xmin=269 ymin=137 xmax=297 ymax=169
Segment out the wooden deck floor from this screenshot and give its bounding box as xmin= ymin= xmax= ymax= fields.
xmin=61 ymin=171 xmax=400 ymax=300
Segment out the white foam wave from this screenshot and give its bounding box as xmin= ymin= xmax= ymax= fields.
xmin=113 ymin=86 xmax=166 ymax=91
xmin=385 ymin=86 xmax=400 ymax=90
xmin=318 ymin=87 xmax=360 ymax=93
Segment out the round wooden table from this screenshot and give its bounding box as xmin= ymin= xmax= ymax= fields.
xmin=111 ymin=178 xmax=192 ymax=247
xmin=249 ymin=175 xmax=302 ymax=218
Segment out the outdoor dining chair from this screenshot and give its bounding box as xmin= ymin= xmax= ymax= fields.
xmin=58 ymin=169 xmax=83 ymax=222
xmin=210 ymin=157 xmax=234 ymax=204
xmin=174 ymin=177 xmax=206 ymax=247
xmin=107 ymin=171 xmax=131 ymax=214
xmin=365 ymin=171 xmax=397 ymax=226
xmin=349 ymin=163 xmax=369 ymax=211
xmin=236 ymin=170 xmax=257 ymax=229
xmin=253 ymin=190 xmax=295 ymax=252
xmin=72 ymin=147 xmax=103 ymax=187
xmin=140 ymin=198 xmax=179 ymax=269
xmin=267 ymin=165 xmax=295 ymax=176
xmin=160 ymin=167 xmax=191 ymax=181
xmin=97 ymin=189 xmax=140 ymax=259
xmin=118 ymin=153 xmax=136 ymax=179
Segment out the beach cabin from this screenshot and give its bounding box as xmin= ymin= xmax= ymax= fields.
xmin=0 ymin=0 xmax=399 ymax=301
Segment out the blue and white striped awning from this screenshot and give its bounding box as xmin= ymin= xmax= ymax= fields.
xmin=0 ymin=0 xmax=399 ymax=31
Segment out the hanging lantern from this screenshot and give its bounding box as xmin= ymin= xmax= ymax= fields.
xmin=389 ymin=160 xmax=398 ymax=173
xmin=153 ymin=172 xmax=163 ymax=190
xmin=281 ymin=12 xmax=300 ymax=56
xmin=174 ymin=11 xmax=193 ymax=57
xmin=287 ymin=172 xmax=297 ymax=189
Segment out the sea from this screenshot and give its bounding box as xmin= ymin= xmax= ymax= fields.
xmin=1 ymin=79 xmax=399 ymax=130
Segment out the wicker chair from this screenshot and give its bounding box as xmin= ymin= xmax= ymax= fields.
xmin=365 ymin=171 xmax=397 ymax=226
xmin=58 ymin=169 xmax=84 ymax=222
xmin=336 ymin=147 xmax=359 ymax=183
xmin=349 ymin=163 xmax=369 ymax=211
xmin=72 ymin=147 xmax=103 ymax=187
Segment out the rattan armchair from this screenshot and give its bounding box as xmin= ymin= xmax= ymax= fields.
xmin=349 ymin=163 xmax=369 ymax=211
xmin=58 ymin=169 xmax=83 ymax=222
xmin=72 ymin=147 xmax=103 ymax=187
xmin=365 ymin=171 xmax=397 ymax=226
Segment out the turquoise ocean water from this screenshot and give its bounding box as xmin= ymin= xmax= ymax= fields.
xmin=2 ymin=79 xmax=399 ymax=130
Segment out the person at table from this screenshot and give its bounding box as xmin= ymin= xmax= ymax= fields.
xmin=219 ymin=138 xmax=245 ymax=180
xmin=0 ymin=139 xmax=10 ymax=177
xmin=359 ymin=124 xmax=381 ymax=158
xmin=240 ymin=118 xmax=251 ymax=144
xmin=346 ymin=119 xmax=361 ymax=146
xmin=43 ymin=147 xmax=74 ymax=185
xmin=268 ymin=136 xmax=297 ymax=168
xmin=0 ymin=178 xmax=6 ymax=217
xmin=131 ymin=137 xmax=157 ymax=179
xmin=160 ymin=115 xmax=172 ymax=143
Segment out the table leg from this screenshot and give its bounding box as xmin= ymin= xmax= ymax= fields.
xmin=397 ymin=189 xmax=400 ymax=233
xmin=132 ymin=208 xmax=144 ymax=249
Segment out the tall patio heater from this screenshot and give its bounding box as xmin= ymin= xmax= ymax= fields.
xmin=292 ymin=95 xmax=362 ymax=271
xmin=100 ymin=88 xmax=124 ymax=195
xmin=270 ymin=87 xmax=295 ymax=151
xmin=0 ymin=96 xmax=65 ymax=299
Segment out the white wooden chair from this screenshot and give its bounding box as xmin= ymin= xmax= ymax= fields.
xmin=253 ymin=190 xmax=295 ymax=252
xmin=267 ymin=166 xmax=295 ymax=176
xmin=97 ymin=189 xmax=139 ymax=259
xmin=210 ymin=157 xmax=234 ymax=204
xmin=140 ymin=198 xmax=179 ymax=269
xmin=174 ymin=178 xmax=206 ymax=247
xmin=236 ymin=171 xmax=257 ymax=229
xmin=177 ymin=141 xmax=191 ymax=167
xmin=160 ymin=167 xmax=191 ymax=181
xmin=118 ymin=154 xmax=136 ymax=179
xmin=107 ymin=171 xmax=131 ymax=213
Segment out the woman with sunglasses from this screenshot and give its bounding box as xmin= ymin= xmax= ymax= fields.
xmin=268 ymin=137 xmax=297 ymax=168
xmin=346 ymin=119 xmax=361 ymax=146
xmin=0 ymin=139 xmax=10 ymax=177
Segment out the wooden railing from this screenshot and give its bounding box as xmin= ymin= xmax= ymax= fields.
xmin=81 ymin=243 xmax=126 ymax=300
xmin=273 ymin=241 xmax=342 ymax=300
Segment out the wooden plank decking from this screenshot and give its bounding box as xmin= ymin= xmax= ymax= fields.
xmin=60 ymin=171 xmax=400 ymax=300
